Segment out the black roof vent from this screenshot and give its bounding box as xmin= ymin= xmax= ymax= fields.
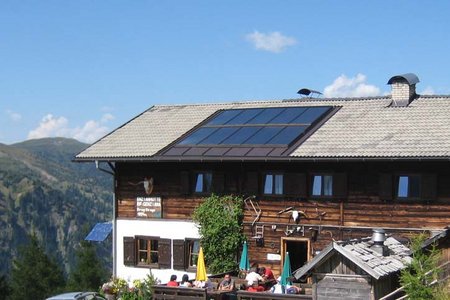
xmin=297 ymin=88 xmax=322 ymax=98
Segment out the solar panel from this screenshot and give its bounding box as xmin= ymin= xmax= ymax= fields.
xmin=177 ymin=106 xmax=333 ymax=147
xmin=178 ymin=127 xmax=217 ymax=145
xmin=226 ymin=108 xmax=262 ymax=124
xmin=85 ymin=222 xmax=112 ymax=242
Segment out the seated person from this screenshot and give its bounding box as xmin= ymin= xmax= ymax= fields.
xmin=193 ymin=278 xmax=214 ymax=290
xmin=245 ymin=267 xmax=264 ymax=286
xmin=218 ymin=273 xmax=235 ymax=291
xmin=167 ymin=274 xmax=179 ymax=287
xmin=246 ymin=280 xmax=264 ymax=292
xmin=259 ymin=267 xmax=275 ymax=281
xmin=180 ymin=274 xmax=192 ymax=287
xmin=258 ymin=267 xmax=276 ymax=289
xmin=270 ymin=277 xmax=302 ymax=294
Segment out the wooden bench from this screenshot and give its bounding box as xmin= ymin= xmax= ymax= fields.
xmin=153 ymin=286 xmax=208 ymax=300
xmin=236 ymin=291 xmax=312 ymax=300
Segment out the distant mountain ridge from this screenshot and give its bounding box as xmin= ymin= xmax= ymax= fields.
xmin=0 ymin=137 xmax=113 ymax=276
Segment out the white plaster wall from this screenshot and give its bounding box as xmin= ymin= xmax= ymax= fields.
xmin=116 ymin=219 xmax=200 ymax=284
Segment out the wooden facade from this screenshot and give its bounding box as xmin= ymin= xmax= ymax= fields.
xmin=114 ymin=159 xmax=450 ymax=277
xmin=311 ymin=254 xmax=398 ymax=300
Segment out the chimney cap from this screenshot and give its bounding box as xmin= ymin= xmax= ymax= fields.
xmin=387 ymin=73 xmax=420 ymax=85
xmin=372 ymin=228 xmax=386 ymax=243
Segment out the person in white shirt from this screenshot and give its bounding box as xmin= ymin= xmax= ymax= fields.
xmin=270 ymin=277 xmax=301 ymax=294
xmin=245 ymin=267 xmax=264 ymax=286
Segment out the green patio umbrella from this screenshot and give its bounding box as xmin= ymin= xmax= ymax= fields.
xmin=280 ymin=252 xmax=292 ymax=288
xmin=239 ymin=241 xmax=250 ymax=271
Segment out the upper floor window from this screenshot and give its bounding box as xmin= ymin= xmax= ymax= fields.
xmin=312 ymin=174 xmax=333 ymax=196
xmin=397 ymin=175 xmax=420 ymax=199
xmin=264 ymin=174 xmax=283 ymax=195
xmin=194 ymin=172 xmax=212 ymax=193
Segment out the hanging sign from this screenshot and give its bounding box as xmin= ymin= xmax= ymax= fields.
xmin=136 ymin=196 xmax=162 ymax=218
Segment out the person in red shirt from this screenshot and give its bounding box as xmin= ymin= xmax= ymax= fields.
xmin=167 ymin=274 xmax=179 ymax=287
xmin=247 ymin=280 xmax=264 ymax=292
xmin=259 ymin=267 xmax=275 ymax=281
xmin=258 ymin=267 xmax=276 ymax=289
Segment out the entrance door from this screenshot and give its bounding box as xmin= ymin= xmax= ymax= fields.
xmin=281 ymin=238 xmax=310 ymax=282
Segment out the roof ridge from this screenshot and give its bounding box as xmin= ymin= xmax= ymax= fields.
xmin=151 ymin=96 xmax=391 ymax=109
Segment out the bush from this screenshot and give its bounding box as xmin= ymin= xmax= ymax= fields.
xmin=192 ymin=194 xmax=245 ymax=274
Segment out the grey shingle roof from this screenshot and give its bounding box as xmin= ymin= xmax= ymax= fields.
xmin=293 ymin=236 xmax=412 ymax=280
xmin=75 ymin=95 xmax=450 ymax=160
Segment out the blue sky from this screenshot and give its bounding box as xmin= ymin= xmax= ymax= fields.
xmin=1 ymin=1 xmax=450 ymax=144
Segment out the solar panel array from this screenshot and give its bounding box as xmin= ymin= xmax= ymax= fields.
xmin=178 ymin=106 xmax=332 ymax=147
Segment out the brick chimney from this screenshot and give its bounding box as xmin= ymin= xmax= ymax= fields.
xmin=387 ymin=73 xmax=420 ymax=107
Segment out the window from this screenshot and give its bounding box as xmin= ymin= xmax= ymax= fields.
xmin=123 ymin=236 xmax=171 ymax=268
xmin=379 ymin=173 xmax=436 ymax=201
xmin=397 ymin=175 xmax=420 ymax=198
xmin=172 ymin=239 xmax=201 ymax=271
xmin=263 ymin=174 xmax=283 ymax=195
xmin=137 ymin=237 xmax=159 ymax=266
xmin=312 ymin=175 xmax=333 ymax=196
xmin=194 ymin=172 xmax=212 ymax=193
xmin=187 ymin=240 xmax=200 ymax=268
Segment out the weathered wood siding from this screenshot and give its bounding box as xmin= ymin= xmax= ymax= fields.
xmin=313 ymin=274 xmax=372 ymax=300
xmin=114 ymin=161 xmax=450 ymax=276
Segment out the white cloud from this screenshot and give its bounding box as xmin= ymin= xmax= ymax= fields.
xmin=101 ymin=113 xmax=115 ymax=123
xmin=323 ymin=74 xmax=381 ymax=98
xmin=421 ymin=86 xmax=435 ymax=95
xmin=246 ymin=31 xmax=297 ymax=53
xmin=72 ymin=120 xmax=109 ymax=143
xmin=28 ymin=114 xmax=112 ymax=143
xmin=6 ymin=110 xmax=22 ymax=122
xmin=28 ymin=114 xmax=69 ymax=139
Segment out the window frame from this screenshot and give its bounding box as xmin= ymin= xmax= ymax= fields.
xmin=263 ymin=172 xmax=284 ymax=196
xmin=186 ymin=239 xmax=201 ymax=271
xmin=310 ymin=173 xmax=334 ymax=198
xmin=193 ymin=171 xmax=213 ymax=194
xmin=135 ymin=235 xmax=160 ymax=268
xmin=395 ymin=174 xmax=421 ymax=200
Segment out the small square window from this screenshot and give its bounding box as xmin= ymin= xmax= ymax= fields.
xmin=137 ymin=237 xmax=159 ymax=266
xmin=312 ymin=175 xmax=333 ymax=196
xmin=194 ymin=172 xmax=212 ymax=193
xmin=397 ymin=175 xmax=420 ymax=198
xmin=264 ymin=174 xmax=283 ymax=195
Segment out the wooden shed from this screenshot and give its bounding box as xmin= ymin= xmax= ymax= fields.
xmin=293 ymin=233 xmax=412 ymax=300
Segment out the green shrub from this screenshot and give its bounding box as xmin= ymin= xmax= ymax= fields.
xmin=192 ymin=194 xmax=245 ymax=274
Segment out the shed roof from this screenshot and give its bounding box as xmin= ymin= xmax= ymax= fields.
xmin=293 ymin=236 xmax=412 ymax=280
xmin=75 ymin=94 xmax=450 ymax=161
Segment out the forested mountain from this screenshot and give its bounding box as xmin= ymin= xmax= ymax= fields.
xmin=0 ymin=137 xmax=113 ymax=276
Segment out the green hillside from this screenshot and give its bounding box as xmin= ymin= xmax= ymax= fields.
xmin=0 ymin=137 xmax=113 ymax=276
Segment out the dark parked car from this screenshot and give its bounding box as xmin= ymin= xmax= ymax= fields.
xmin=46 ymin=292 xmax=107 ymax=300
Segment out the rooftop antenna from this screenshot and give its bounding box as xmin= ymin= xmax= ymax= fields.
xmin=297 ymin=88 xmax=323 ymax=99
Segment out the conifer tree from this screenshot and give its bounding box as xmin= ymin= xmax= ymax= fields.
xmin=10 ymin=234 xmax=65 ymax=300
xmin=67 ymin=239 xmax=108 ymax=291
xmin=0 ymin=275 xmax=11 ymax=300
xmin=400 ymin=233 xmax=442 ymax=300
